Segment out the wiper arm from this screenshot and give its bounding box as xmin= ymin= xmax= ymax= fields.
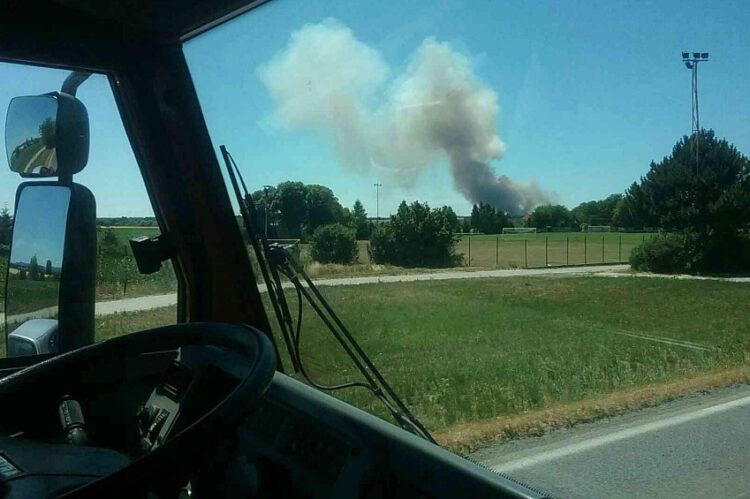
xmin=219 ymin=145 xmax=435 ymax=444
xmin=268 ymin=243 xmax=435 ymax=443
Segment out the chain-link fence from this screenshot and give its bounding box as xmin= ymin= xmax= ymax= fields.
xmin=293 ymin=232 xmax=653 ymax=270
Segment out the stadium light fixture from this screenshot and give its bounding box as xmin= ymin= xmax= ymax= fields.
xmin=682 ymin=52 xmax=690 ymax=59
xmin=693 ymin=52 xmax=701 ymax=59
xmin=701 ymin=52 xmax=709 ymax=59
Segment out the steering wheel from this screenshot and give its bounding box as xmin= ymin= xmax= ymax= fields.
xmin=0 ymin=322 xmax=276 ymax=498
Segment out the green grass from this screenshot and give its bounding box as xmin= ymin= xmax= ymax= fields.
xmin=7 ymin=275 xmax=750 ymax=442
xmin=95 ymin=306 xmax=177 ymax=342
xmin=3 ymin=275 xmax=59 ymax=315
xmin=98 ymin=226 xmax=161 ymax=246
xmin=267 ymin=275 xmax=750 ymax=432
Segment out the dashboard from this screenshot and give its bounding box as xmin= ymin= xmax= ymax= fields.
xmin=0 ymin=346 xmax=545 ymax=498
xmin=241 ymin=373 xmax=547 ymax=498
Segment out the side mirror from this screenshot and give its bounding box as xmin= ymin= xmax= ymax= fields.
xmin=5 ymin=92 xmax=89 ymax=178
xmin=4 ymin=182 xmax=96 ymax=357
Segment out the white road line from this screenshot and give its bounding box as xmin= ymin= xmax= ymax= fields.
xmin=490 ymin=393 xmax=750 ymax=474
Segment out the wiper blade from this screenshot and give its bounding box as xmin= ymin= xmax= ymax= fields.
xmin=220 ymin=145 xmax=435 ymax=444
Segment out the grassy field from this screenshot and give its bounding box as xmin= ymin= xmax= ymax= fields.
xmin=89 ymin=275 xmax=750 ymax=448
xmin=456 ymin=232 xmax=654 ymax=268
xmin=3 ymin=275 xmax=59 ymax=315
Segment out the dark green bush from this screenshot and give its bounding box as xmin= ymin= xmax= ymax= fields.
xmin=371 ymin=201 xmax=460 ymax=268
xmin=630 ymin=233 xmax=690 ymax=273
xmin=631 ymin=230 xmax=750 ymax=274
xmin=310 ymin=223 xmax=358 ymax=264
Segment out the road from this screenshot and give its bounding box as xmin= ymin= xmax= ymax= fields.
xmin=472 ymin=384 xmax=750 ymax=498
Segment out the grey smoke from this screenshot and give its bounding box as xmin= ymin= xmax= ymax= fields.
xmin=259 ymin=19 xmax=551 ymax=215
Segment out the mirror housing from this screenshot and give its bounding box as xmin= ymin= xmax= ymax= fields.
xmin=4 ymin=182 xmax=96 ymax=356
xmin=5 ymin=92 xmax=89 ymax=178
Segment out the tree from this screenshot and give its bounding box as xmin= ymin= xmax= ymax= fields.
xmin=370 ymin=201 xmax=460 ymax=268
xmin=572 ymin=194 xmax=622 ymax=227
xmin=0 ymin=204 xmax=12 ymax=247
xmin=438 ymin=206 xmax=460 ymax=233
xmin=304 ymin=184 xmax=344 ymax=236
xmin=625 ymin=130 xmax=750 ymax=273
xmin=351 ymin=200 xmax=369 ymax=239
xmin=39 ymin=117 xmax=56 ymax=149
xmin=622 ymin=130 xmax=749 ymax=234
xmin=527 ymin=204 xmax=577 ymax=229
xmin=273 ymin=181 xmax=308 ymax=238
xmin=310 ymin=223 xmax=358 ymax=264
xmin=469 ymin=202 xmax=510 ymax=234
xmin=29 ymin=255 xmax=39 ymax=281
xmin=45 ymin=259 xmax=52 ymax=275
xmin=254 ymin=182 xmax=346 ymax=239
xmin=100 ymin=228 xmax=126 ymax=257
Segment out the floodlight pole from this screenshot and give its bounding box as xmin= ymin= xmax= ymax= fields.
xmin=682 ymin=51 xmax=709 ymax=165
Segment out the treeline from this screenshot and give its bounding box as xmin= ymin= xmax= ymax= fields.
xmin=97 ymin=217 xmax=158 ymax=227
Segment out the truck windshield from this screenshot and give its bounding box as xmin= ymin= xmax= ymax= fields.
xmin=184 ymin=1 xmax=750 ymax=496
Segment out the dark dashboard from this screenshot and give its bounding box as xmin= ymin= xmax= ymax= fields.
xmin=0 ymin=345 xmax=546 ymax=498
xmin=242 ymin=373 xmax=547 ymax=498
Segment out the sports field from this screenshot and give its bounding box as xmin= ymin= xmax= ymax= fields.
xmin=456 ymin=232 xmax=654 ymax=268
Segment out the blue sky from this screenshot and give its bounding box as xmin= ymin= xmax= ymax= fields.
xmin=1 ymin=0 xmax=749 ymax=218
xmin=10 ymin=185 xmax=70 ymax=267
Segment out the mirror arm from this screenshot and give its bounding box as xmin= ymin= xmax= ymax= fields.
xmin=61 ymin=71 xmax=92 ymax=97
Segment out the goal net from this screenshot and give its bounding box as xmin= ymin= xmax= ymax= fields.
xmin=502 ymin=227 xmax=537 ymax=234
xmin=586 ymin=225 xmax=611 ymax=232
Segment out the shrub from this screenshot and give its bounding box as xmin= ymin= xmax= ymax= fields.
xmin=309 ymin=223 xmax=358 ymax=264
xmin=370 ymin=201 xmax=460 ymax=268
xmin=631 ymin=230 xmax=750 ymax=274
xmin=630 ymin=233 xmax=690 ymax=273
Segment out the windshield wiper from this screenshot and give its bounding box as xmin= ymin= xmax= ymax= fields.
xmin=220 ymin=145 xmax=435 ymax=444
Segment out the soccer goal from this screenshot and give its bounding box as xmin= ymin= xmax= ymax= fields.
xmin=586 ymin=225 xmax=612 ymax=232
xmin=502 ymin=227 xmax=537 ymax=234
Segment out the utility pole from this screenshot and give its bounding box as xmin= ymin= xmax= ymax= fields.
xmin=682 ymin=51 xmax=709 ymax=165
xmin=373 ymin=183 xmax=382 ymax=221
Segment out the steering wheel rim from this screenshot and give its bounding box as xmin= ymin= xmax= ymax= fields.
xmin=0 ymin=322 xmax=276 ymax=498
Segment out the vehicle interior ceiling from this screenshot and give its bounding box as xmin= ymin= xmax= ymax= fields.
xmin=0 ymin=1 xmax=547 ymax=497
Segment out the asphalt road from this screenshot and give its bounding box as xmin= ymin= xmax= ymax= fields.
xmin=472 ymin=384 xmax=750 ymax=498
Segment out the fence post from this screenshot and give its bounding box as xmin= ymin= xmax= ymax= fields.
xmin=584 ymin=234 xmax=588 ymax=264
xmin=524 ymin=239 xmax=528 ymax=268
xmin=468 ymin=235 xmax=471 ymax=267
xmin=619 ymin=235 xmax=622 ymax=262
xmin=601 ymin=235 xmax=605 ymax=263
xmin=566 ymin=236 xmax=569 ymax=265
xmin=496 ymin=236 xmax=499 ymax=267
xmin=642 ymin=233 xmax=645 ymax=243
xmin=545 ymin=236 xmax=548 ymax=266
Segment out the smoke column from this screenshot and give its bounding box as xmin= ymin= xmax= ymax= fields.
xmin=259 ymin=19 xmax=552 ymax=215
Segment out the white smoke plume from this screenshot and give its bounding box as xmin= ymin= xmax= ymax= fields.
xmin=258 ymin=19 xmax=552 ymax=215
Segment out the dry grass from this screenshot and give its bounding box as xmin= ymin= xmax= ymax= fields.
xmin=436 ymin=366 xmax=750 ymax=454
